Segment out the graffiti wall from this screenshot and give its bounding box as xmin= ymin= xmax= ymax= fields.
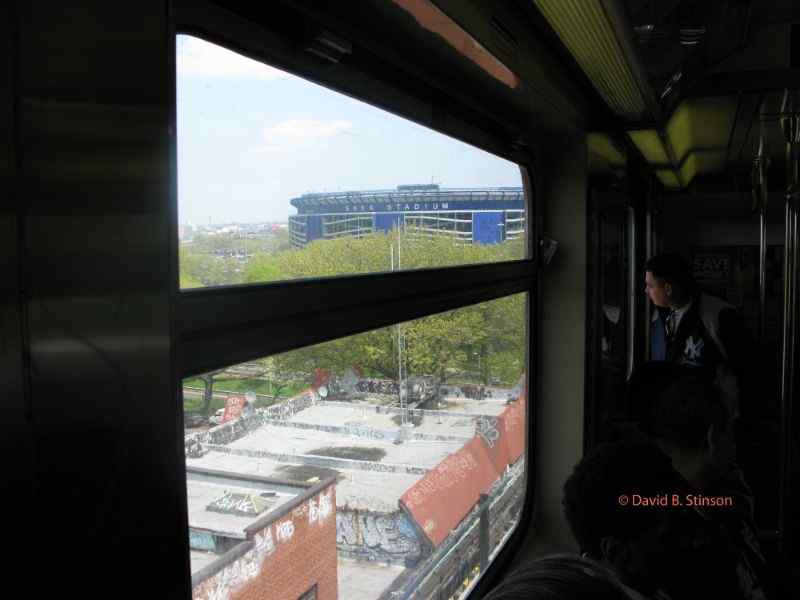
xmin=258 ymin=418 xmax=469 ymax=444
xmin=263 ymin=390 xmax=318 ymax=421
xmin=200 ymin=412 xmax=263 ymax=446
xmin=335 ymin=509 xmax=425 ymax=566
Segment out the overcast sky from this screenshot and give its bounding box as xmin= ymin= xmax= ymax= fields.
xmin=177 ymin=35 xmax=522 ymax=225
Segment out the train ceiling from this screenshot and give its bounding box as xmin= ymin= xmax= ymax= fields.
xmin=534 ymin=0 xmax=800 ymax=188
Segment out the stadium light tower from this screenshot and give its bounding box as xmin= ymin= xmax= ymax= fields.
xmin=391 ymin=233 xmax=409 ymax=427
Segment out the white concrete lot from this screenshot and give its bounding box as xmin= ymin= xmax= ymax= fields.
xmin=337 ymin=557 xmax=406 ymax=600
xmin=228 ymin=423 xmax=463 ymax=468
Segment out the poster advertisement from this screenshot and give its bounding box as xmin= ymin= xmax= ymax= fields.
xmin=691 ymin=245 xmax=783 ymax=339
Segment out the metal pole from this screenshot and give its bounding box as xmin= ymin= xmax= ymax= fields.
xmin=626 ymin=206 xmax=636 ymax=379
xmin=755 ymin=113 xmax=770 ymax=342
xmin=644 ymin=193 xmax=653 ymax=361
xmin=778 ymin=92 xmax=799 ymax=553
xmin=478 ymin=493 xmax=490 ymax=573
xmin=759 ymin=199 xmax=767 ymax=341
xmin=393 ymin=234 xmax=407 ymax=425
xmin=790 ymin=154 xmax=799 ymax=556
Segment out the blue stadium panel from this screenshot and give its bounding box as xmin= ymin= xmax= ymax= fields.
xmin=473 ymin=212 xmax=503 ymax=244
xmin=374 ymin=212 xmax=404 ymax=232
xmin=306 ymin=215 xmax=323 ymax=242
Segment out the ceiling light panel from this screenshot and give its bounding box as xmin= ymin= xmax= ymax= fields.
xmin=534 ymin=0 xmax=649 ymax=121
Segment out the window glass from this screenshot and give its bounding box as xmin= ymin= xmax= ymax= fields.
xmin=184 ymin=294 xmax=528 ymax=600
xmin=177 ymin=35 xmax=527 ymax=289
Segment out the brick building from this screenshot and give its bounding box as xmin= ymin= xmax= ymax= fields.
xmin=190 ymin=470 xmax=338 ymax=600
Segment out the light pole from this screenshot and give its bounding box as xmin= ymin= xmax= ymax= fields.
xmin=392 ymin=231 xmax=409 ymax=426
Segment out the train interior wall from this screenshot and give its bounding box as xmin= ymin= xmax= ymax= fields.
xmin=514 ymin=135 xmax=587 ymax=565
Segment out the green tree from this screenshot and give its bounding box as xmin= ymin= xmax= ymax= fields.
xmin=243 ymin=254 xmax=286 ymax=284
xmin=186 ymin=229 xmax=526 ymax=392
xmin=247 ymin=230 xmax=526 ymax=388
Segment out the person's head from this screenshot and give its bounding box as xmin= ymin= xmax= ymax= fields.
xmin=643 ymin=371 xmax=734 ymax=478
xmin=644 ymin=254 xmax=696 ymax=308
xmin=562 ymin=441 xmax=693 ymax=594
xmin=483 ymin=554 xmax=644 ymax=600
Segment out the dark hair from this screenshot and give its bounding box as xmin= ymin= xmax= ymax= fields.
xmin=645 ymin=373 xmax=730 ymax=449
xmin=563 ymin=441 xmax=686 ymax=557
xmin=625 ymin=361 xmax=729 ymax=448
xmin=645 ymin=253 xmax=697 ymax=295
xmin=483 ymin=554 xmax=635 ymax=600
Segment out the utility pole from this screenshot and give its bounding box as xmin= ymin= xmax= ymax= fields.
xmin=392 ymin=232 xmax=408 ymax=426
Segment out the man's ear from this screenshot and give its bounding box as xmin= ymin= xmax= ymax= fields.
xmin=600 ymin=535 xmax=627 ymax=565
xmin=664 ymin=282 xmax=672 ymax=297
xmin=707 ymin=423 xmax=719 ymax=454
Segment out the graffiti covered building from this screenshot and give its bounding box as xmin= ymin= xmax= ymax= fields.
xmin=189 ymin=468 xmax=338 ymax=600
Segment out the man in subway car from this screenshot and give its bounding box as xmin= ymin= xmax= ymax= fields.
xmin=644 ymin=253 xmax=753 ymax=419
xmin=627 ymin=366 xmax=772 ymax=599
xmin=563 ymin=440 xmax=768 ymax=600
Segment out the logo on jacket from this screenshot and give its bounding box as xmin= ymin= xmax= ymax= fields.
xmin=683 ymin=336 xmax=705 ymax=364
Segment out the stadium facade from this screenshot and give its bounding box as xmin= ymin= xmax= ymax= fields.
xmin=288 ymin=184 xmax=525 ymax=248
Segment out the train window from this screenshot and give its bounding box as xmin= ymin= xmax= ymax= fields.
xmin=184 ymin=295 xmax=528 ymax=600
xmin=176 ymin=35 xmax=527 ymax=289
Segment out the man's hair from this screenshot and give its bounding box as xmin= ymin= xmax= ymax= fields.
xmin=645 ymin=253 xmax=697 ymax=295
xmin=625 ymin=361 xmax=730 ymax=449
xmin=563 ymin=441 xmax=686 ymax=557
xmin=644 ymin=373 xmax=730 ymax=449
xmin=483 ymin=554 xmax=634 ymax=600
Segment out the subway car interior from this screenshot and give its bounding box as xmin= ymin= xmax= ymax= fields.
xmin=4 ymin=0 xmax=800 ymax=598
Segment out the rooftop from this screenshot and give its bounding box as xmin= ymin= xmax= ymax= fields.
xmin=187 ymin=394 xmax=513 ymax=512
xmin=186 ymin=470 xmax=303 ymax=539
xmin=188 ymin=451 xmax=420 ymax=512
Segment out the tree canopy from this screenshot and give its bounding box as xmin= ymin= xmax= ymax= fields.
xmin=181 ymin=229 xmax=526 ymax=390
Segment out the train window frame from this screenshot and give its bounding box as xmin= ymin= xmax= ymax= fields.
xmin=172 ymin=3 xmax=540 ymax=598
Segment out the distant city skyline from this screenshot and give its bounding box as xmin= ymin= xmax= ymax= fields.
xmin=181 ymin=218 xmax=288 ymax=227
xmin=176 ymin=35 xmax=522 ymax=224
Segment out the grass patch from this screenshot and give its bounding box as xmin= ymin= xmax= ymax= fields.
xmin=182 ymin=395 xmax=226 ymax=414
xmin=183 ymin=377 xmax=307 ymax=398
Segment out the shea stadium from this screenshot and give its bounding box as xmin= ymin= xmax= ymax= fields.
xmin=288 ymin=185 xmax=525 ymax=248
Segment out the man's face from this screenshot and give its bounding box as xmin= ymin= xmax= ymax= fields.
xmin=644 ymin=271 xmax=670 ymax=307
